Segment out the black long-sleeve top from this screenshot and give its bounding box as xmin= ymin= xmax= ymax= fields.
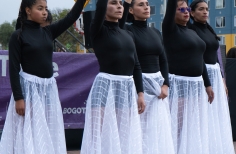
xmin=189 ymin=21 xmax=220 ymax=64
xmin=125 ymin=20 xmax=169 ymax=86
xmin=9 ymin=0 xmax=87 ymax=101
xmin=91 ymin=0 xmax=143 ymax=93
xmin=120 ymin=2 xmax=169 ymax=86
xmin=162 ymin=0 xmax=211 ymax=87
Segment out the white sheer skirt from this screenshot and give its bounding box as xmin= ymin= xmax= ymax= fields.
xmin=169 ymin=74 xmax=209 ymax=154
xmin=206 ymin=63 xmax=235 ymax=154
xmin=141 ymin=72 xmax=175 ymax=154
xmin=80 ymin=73 xmax=142 ymax=154
xmin=0 ymin=71 xmax=66 ymax=154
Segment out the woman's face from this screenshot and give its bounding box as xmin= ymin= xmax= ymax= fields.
xmin=191 ymin=2 xmax=209 ymax=24
xmin=175 ymin=1 xmax=190 ymax=26
xmin=129 ymin=0 xmax=150 ymax=21
xmin=106 ymin=0 xmax=124 ymax=22
xmin=25 ymin=0 xmax=48 ymax=24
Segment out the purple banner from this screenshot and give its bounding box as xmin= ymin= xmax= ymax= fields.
xmin=217 ymin=47 xmax=225 ymax=78
xmin=0 ymin=50 xmax=99 ymax=129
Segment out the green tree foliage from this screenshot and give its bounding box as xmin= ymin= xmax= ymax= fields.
xmin=51 ymin=8 xmax=83 ymax=52
xmin=12 ymin=19 xmax=17 ymax=28
xmin=0 ymin=22 xmax=14 ymax=50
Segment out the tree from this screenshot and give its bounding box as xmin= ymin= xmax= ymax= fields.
xmin=12 ymin=19 xmax=17 ymax=28
xmin=51 ymin=8 xmax=84 ymax=52
xmin=0 ymin=22 xmax=14 ymax=50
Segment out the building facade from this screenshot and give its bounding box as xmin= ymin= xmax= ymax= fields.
xmin=84 ymin=0 xmax=236 ymax=52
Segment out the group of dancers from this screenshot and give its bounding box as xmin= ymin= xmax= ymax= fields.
xmin=0 ymin=0 xmax=234 ymax=154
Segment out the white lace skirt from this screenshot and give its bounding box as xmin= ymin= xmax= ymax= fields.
xmin=141 ymin=72 xmax=175 ymax=154
xmin=80 ymin=73 xmax=142 ymax=154
xmin=169 ymin=74 xmax=209 ymax=154
xmin=0 ymin=72 xmax=66 ymax=154
xmin=206 ymin=63 xmax=235 ymax=154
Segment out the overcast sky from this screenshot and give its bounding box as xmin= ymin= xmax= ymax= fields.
xmin=0 ymin=0 xmax=75 ymax=24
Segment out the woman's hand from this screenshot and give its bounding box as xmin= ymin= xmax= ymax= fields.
xmin=206 ymin=86 xmax=214 ymax=104
xmin=15 ymin=99 xmax=25 ymax=116
xmin=137 ymin=92 xmax=145 ymax=114
xmin=158 ymin=85 xmax=168 ymax=99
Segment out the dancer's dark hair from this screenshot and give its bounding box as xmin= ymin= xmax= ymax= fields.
xmin=190 ymin=0 xmax=220 ymax=41
xmin=17 ymin=0 xmax=47 ymax=39
xmin=46 ymin=10 xmax=52 ymax=24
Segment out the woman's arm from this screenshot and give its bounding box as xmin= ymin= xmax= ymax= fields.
xmin=9 ymin=31 xmax=24 ymax=101
xmin=155 ymin=29 xmax=169 ymax=86
xmin=48 ymin=0 xmax=87 ymax=39
xmin=133 ymin=49 xmax=145 ymax=114
xmin=162 ymin=0 xmax=178 ymax=34
xmin=119 ymin=0 xmax=131 ymax=29
xmin=202 ymin=61 xmax=214 ymax=103
xmin=90 ymin=0 xmax=109 ymax=39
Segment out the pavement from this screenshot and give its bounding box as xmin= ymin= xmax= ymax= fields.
xmin=67 ymin=142 xmax=236 ymax=154
xmin=2 ymin=141 xmax=234 ymax=153
xmin=67 ymin=151 xmax=80 ymax=154
xmin=1 ymin=130 xmax=236 ymax=154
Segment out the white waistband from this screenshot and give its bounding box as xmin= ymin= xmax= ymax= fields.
xmin=20 ymin=71 xmax=55 ymax=85
xmin=169 ymin=73 xmax=203 ymax=81
xmin=98 ymin=72 xmax=133 ymax=80
xmin=206 ymin=63 xmax=220 ymax=69
xmin=142 ymin=71 xmax=162 ymax=78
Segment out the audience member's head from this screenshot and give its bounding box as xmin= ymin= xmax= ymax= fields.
xmin=227 ymin=47 xmax=236 ymax=58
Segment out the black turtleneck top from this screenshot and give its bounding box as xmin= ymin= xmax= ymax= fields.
xmin=91 ymin=0 xmax=143 ymax=93
xmin=189 ymin=21 xmax=220 ymax=64
xmin=9 ymin=0 xmax=86 ymax=101
xmin=120 ymin=7 xmax=169 ymax=86
xmin=162 ymin=0 xmax=211 ymax=87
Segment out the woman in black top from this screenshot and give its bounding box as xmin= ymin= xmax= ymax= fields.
xmin=190 ymin=1 xmax=234 ymax=153
xmin=80 ymin=0 xmax=145 ymax=153
xmin=0 ymin=0 xmax=86 ymax=153
xmin=162 ymin=0 xmax=214 ymax=153
xmin=120 ymin=0 xmax=174 ymax=153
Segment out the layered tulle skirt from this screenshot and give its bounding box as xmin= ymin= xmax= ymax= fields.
xmin=141 ymin=72 xmax=175 ymax=154
xmin=206 ymin=63 xmax=234 ymax=154
xmin=169 ymin=74 xmax=209 ymax=154
xmin=0 ymin=71 xmax=66 ymax=154
xmin=80 ymin=73 xmax=142 ymax=154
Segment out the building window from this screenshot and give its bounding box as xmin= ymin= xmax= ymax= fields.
xmin=234 ymin=16 xmax=236 ymax=27
xmin=207 ymin=17 xmax=210 ymax=24
xmin=150 ymin=6 xmax=156 ymax=15
xmin=207 ymin=14 xmax=210 ymax=24
xmin=234 ymin=35 xmax=236 ymax=46
xmin=148 ymin=22 xmax=155 ymax=28
xmin=215 ymin=17 xmax=225 ymax=28
xmin=160 ymin=22 xmax=162 ymax=32
xmin=218 ymin=36 xmax=225 ymax=45
xmin=160 ymin=0 xmax=167 ymax=15
xmin=215 ymin=0 xmax=225 ymax=9
xmin=160 ymin=5 xmax=165 ymax=14
xmin=206 ymin=0 xmax=210 ymax=9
